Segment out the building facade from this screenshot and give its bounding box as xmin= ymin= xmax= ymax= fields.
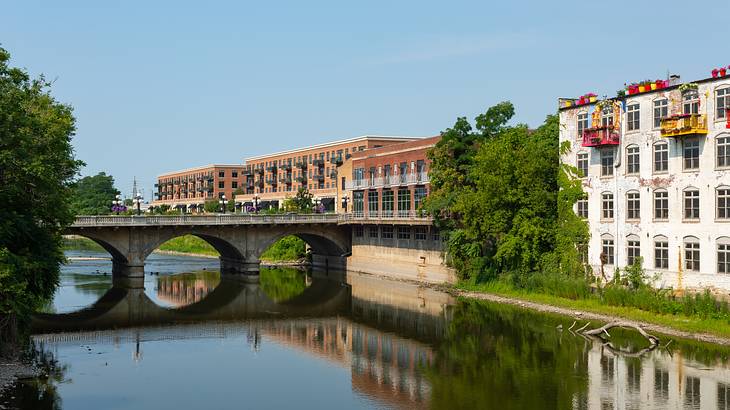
xmin=234 ymin=136 xmax=416 ymax=211
xmin=152 ymin=164 xmax=244 ymax=211
xmin=559 ymin=73 xmax=730 ymax=292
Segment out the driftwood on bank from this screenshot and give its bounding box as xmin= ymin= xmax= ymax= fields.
xmin=582 ymin=321 xmax=660 ymax=347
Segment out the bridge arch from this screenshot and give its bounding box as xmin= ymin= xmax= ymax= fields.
xmin=253 ymin=225 xmax=350 ymax=271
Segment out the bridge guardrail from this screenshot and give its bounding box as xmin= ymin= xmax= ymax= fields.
xmin=70 ymin=213 xmax=434 ymax=227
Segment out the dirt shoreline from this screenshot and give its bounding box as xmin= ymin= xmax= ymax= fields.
xmin=453 ymin=289 xmax=730 ymax=347
xmin=0 ymin=360 xmax=40 ymax=396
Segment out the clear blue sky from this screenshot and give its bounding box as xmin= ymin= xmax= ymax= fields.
xmin=4 ymin=1 xmax=729 ymax=199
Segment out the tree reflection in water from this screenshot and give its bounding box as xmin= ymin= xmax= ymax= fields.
xmin=259 ymin=267 xmax=310 ymax=302
xmin=1 ymin=341 xmax=68 ymax=410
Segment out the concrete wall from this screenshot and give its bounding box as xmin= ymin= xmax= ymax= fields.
xmin=346 ymin=225 xmax=455 ymax=284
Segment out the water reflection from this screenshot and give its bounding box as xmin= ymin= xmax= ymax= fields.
xmin=9 ymin=252 xmax=730 ymax=409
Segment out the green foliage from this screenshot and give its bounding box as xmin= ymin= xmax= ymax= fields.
xmin=203 ymin=199 xmax=220 ymax=213
xmin=61 ymin=236 xmax=104 ymax=251
xmin=157 ymin=235 xmax=219 ymax=256
xmin=69 ymin=172 xmax=119 ymax=215
xmin=259 ymin=268 xmax=308 ymax=302
xmin=260 ymin=235 xmax=307 ymax=261
xmin=0 ymin=46 xmax=82 ymax=348
xmin=282 ymin=187 xmax=313 ymax=213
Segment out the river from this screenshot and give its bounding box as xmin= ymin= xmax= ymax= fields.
xmin=2 ymin=251 xmax=730 ymax=409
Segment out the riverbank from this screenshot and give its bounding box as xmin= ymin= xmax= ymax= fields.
xmin=0 ymin=359 xmax=40 ymax=395
xmin=448 ymin=286 xmax=730 ymax=346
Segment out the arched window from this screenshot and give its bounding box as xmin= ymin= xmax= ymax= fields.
xmin=626 ymin=190 xmax=641 ymax=220
xmin=601 ymin=192 xmax=614 ymax=219
xmin=718 ymin=237 xmax=730 ymax=274
xmin=684 ymin=236 xmax=700 ymax=272
xmin=716 ymin=86 xmax=730 ymax=120
xmin=653 ymin=97 xmax=668 ymax=128
xmin=717 ymin=134 xmax=730 ymax=168
xmin=576 ymin=151 xmax=589 ymax=178
xmin=601 ymin=233 xmax=615 ymax=265
xmin=626 ymin=101 xmax=640 ymax=131
xmin=626 ymin=144 xmax=640 ymax=175
xmin=626 ymin=234 xmax=641 ymax=266
xmin=653 ymin=189 xmax=669 ymax=220
xmin=654 ymin=235 xmax=669 ymax=269
xmin=653 ymin=142 xmax=668 ymax=173
xmin=683 ymin=187 xmax=700 ymax=220
xmin=717 ymin=186 xmax=730 ymax=219
xmin=577 ymin=111 xmax=589 ymax=138
xmin=683 ymin=89 xmax=700 ymax=115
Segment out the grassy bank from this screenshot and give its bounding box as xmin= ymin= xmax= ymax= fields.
xmin=458 ymin=279 xmax=730 ymax=339
xmin=63 ymin=234 xmax=306 ymax=262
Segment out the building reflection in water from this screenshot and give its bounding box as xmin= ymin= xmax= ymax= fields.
xmin=585 ymin=343 xmax=730 ymax=409
xmin=155 ymin=272 xmax=220 ymax=307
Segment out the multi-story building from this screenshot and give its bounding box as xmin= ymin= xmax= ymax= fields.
xmin=152 ymin=164 xmax=244 ymax=211
xmin=234 ymin=135 xmax=416 ymax=211
xmin=559 ymin=72 xmax=730 ymax=291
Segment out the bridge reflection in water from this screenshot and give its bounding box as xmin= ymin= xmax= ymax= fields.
xmin=31 ymin=270 xmax=454 ymax=409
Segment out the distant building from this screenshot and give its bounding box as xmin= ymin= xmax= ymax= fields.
xmin=152 ymin=164 xmax=243 ymax=211
xmin=559 ymin=72 xmax=730 ymax=291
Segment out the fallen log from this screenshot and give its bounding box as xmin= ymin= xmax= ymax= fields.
xmin=582 ymin=321 xmax=659 ymax=346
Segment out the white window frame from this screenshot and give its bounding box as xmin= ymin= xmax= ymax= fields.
xmin=683 ymin=91 xmax=700 ymax=115
xmin=718 ymin=135 xmax=730 ymax=168
xmin=683 ymin=138 xmax=700 ymax=170
xmin=577 ymin=112 xmax=589 ymax=137
xmin=654 ymin=189 xmax=669 ymax=220
xmin=602 ymin=234 xmax=615 ymax=265
xmin=626 ymin=191 xmax=640 ymax=220
xmin=576 ymin=198 xmax=588 ymax=219
xmin=684 ymin=189 xmax=700 ymax=220
xmin=719 ymin=187 xmax=730 ymax=220
xmin=718 ymin=237 xmax=730 ymax=274
xmin=627 ymin=103 xmax=640 ymax=131
xmin=602 ymin=192 xmax=614 ymax=220
xmin=653 ymin=142 xmax=668 ymax=173
xmin=653 ymin=98 xmax=668 ymax=129
xmin=626 ymin=145 xmax=640 ymax=175
xmin=601 ymin=149 xmax=614 ymax=177
xmin=577 ymin=152 xmax=589 ymax=178
xmin=717 ymin=87 xmax=730 ymax=120
xmin=627 ymin=235 xmax=641 ymax=266
xmin=684 ymin=237 xmax=700 ymax=272
xmin=654 ymin=236 xmax=669 ymax=269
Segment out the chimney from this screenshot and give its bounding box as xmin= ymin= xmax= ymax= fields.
xmin=669 ymin=74 xmax=681 ymax=86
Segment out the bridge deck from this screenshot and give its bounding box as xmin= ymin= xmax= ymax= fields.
xmin=70 ymin=213 xmax=433 ymax=227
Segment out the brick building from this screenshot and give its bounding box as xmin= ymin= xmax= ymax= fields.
xmin=235 ymin=135 xmax=416 ymax=211
xmin=152 ymin=164 xmax=244 ymax=211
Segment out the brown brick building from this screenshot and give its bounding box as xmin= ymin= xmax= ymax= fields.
xmin=152 ymin=164 xmax=244 ymax=211
xmin=235 ymin=135 xmax=416 ymax=211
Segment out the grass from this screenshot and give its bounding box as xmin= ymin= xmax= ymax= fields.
xmin=157 ymin=235 xmax=219 ymax=257
xmin=458 ymin=279 xmax=730 ymax=339
xmin=62 ymin=236 xmax=104 ymax=251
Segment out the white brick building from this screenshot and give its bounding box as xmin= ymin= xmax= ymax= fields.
xmin=559 ymin=74 xmax=730 ymax=292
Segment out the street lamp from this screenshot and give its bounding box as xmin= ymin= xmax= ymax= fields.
xmin=341 ymin=194 xmax=349 ymax=213
xmin=253 ymin=194 xmax=260 ymax=214
xmin=219 ymin=195 xmax=228 ymax=214
xmin=112 ymin=194 xmax=122 ymax=215
xmin=133 ymin=193 xmax=143 ymax=216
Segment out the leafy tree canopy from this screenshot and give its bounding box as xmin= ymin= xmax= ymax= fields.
xmin=69 ymin=172 xmax=119 ymax=215
xmin=0 ymin=46 xmax=83 ymax=346
xmin=283 ymin=188 xmax=313 ymax=213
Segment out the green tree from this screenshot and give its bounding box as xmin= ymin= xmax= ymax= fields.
xmin=204 ymin=199 xmax=220 ymax=213
xmin=283 ymin=187 xmax=313 ymax=213
xmin=69 ymin=172 xmax=119 ymax=215
xmin=0 ymin=47 xmax=82 ymax=348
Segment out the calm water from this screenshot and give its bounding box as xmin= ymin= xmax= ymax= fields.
xmin=3 ymin=252 xmax=730 ymax=409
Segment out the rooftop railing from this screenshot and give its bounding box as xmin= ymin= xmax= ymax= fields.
xmin=345 ymin=173 xmax=430 ymax=190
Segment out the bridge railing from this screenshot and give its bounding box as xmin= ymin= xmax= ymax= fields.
xmin=71 ymin=212 xmax=434 ymax=227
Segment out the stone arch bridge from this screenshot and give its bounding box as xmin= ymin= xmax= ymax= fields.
xmin=65 ymin=214 xmax=352 ymax=278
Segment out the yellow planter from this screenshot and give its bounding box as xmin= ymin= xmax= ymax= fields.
xmin=589 ymin=96 xmax=597 ymax=102
xmin=565 ymin=101 xmax=572 ymax=107
xmin=638 ymin=85 xmax=646 ymax=93
xmin=650 ymin=83 xmax=657 ymax=90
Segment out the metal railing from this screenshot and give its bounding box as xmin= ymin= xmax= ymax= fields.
xmin=660 ymin=114 xmax=708 ymax=137
xmin=345 ymin=173 xmax=430 ymax=190
xmin=70 ymin=212 xmax=434 ymax=227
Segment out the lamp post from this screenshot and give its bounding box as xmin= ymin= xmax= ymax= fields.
xmin=112 ymin=194 xmax=122 ymax=215
xmin=219 ymin=195 xmax=228 ymax=214
xmin=133 ymin=193 xmax=143 ymax=216
xmin=253 ymin=194 xmax=260 ymax=214
xmin=341 ymin=194 xmax=348 ymax=213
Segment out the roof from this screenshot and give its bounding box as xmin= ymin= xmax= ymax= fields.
xmin=243 ymin=135 xmax=422 ymax=162
xmin=156 ymin=164 xmax=242 ymax=178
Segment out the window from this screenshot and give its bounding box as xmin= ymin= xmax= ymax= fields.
xmin=627 ymin=236 xmax=641 ymax=266
xmin=654 ymin=368 xmax=669 ymax=403
xmin=654 ymin=143 xmax=668 ymax=172
xmin=717 ymin=88 xmax=730 ymax=120
xmin=576 ymin=198 xmax=588 ymax=219
xmin=685 ymin=238 xmax=700 ymax=271
xmin=653 ymin=98 xmax=668 ymax=128
xmin=381 ymin=226 xmax=393 ymax=239
xmin=353 ymin=191 xmax=364 ymax=216
xmin=232 ymin=171 xmax=238 ymax=178
xmin=655 ymin=237 xmax=669 ymax=269
xmin=601 ymin=106 xmax=614 ymax=127
xmin=718 ymin=188 xmax=730 ymax=219
xmin=397 ymin=226 xmax=411 ymax=240
xmin=719 ymin=382 xmax=730 ymax=410
xmin=627 ymin=103 xmax=640 ymax=131
xmin=602 ymin=192 xmax=614 ymax=219
xmin=368 ymin=226 xmax=378 ymax=238
xmin=218 ymin=170 xmax=225 ymax=178
xmin=601 ymin=149 xmax=614 ymax=176
xmin=683 ymin=91 xmax=700 ymax=115
xmin=626 ymin=145 xmax=640 ymax=174
xmin=719 ymin=136 xmax=730 ymax=168
xmin=397 ymin=188 xmax=411 ymax=217
xmin=414 ymin=227 xmax=427 ymax=240
xmin=218 ymin=181 xmax=225 ymax=189
xmin=431 ymin=229 xmax=440 ymax=242
xmin=627 ymin=191 xmax=640 ymax=220
xmin=684 ymin=189 xmax=700 ymax=219
xmin=354 ymin=225 xmax=364 ymax=238
xmin=683 ymin=139 xmax=700 ymax=170
xmin=414 ymin=186 xmax=427 ymax=210
xmin=654 ymin=190 xmax=668 ymax=220
xmin=684 ymin=376 xmax=700 ymax=408
xmin=718 ymin=238 xmax=730 ymax=274
xmin=577 ymin=113 xmax=588 ymax=136
xmin=602 ymin=236 xmax=615 ymax=265
xmin=382 ymin=190 xmax=394 ymax=217
xmin=231 ymin=181 xmax=238 ymax=189
xmin=577 ymin=152 xmax=588 ymax=177
xmin=368 ymin=190 xmax=378 ymax=216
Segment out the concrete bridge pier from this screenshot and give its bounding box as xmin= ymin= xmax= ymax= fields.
xmin=220 ymin=256 xmax=260 ymax=282
xmin=311 ymin=253 xmax=347 ymax=272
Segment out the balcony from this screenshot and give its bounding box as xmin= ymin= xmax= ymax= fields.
xmin=295 ymin=161 xmax=307 ymax=169
xmin=265 ymin=178 xmax=278 ymax=185
xmin=581 ymin=126 xmax=620 ymax=147
xmin=660 ymin=114 xmax=708 ymax=138
xmin=242 ymin=169 xmax=253 ymax=176
xmin=330 ymin=156 xmax=343 ymax=165
xmin=312 ymin=173 xmax=324 ymax=181
xmin=266 ymin=165 xmax=277 ymax=172
xmin=279 ymin=176 xmax=292 ymax=184
xmin=254 ymin=168 xmax=264 ymax=174
xmin=281 ymin=163 xmax=292 ymax=171
xmin=312 ymin=159 xmax=325 ymax=166
xmin=295 ymin=176 xmax=307 ymax=183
